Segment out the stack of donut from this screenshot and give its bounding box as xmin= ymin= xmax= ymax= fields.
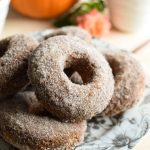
xmin=0 ymin=26 xmax=145 ymax=150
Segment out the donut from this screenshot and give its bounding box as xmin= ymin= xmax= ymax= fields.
xmin=23 ymin=84 xmax=35 ymax=92
xmin=0 ymin=34 xmax=38 ymax=97
xmin=43 ymin=26 xmax=92 ymax=43
xmin=28 ymin=36 xmax=114 ymax=122
xmin=0 ymin=92 xmax=87 ymax=150
xmin=0 ymin=136 xmax=17 ymax=150
xmin=17 ymin=91 xmax=45 ymax=115
xmin=99 ymin=49 xmax=145 ymax=116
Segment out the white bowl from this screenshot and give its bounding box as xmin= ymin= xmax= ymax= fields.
xmin=108 ymin=0 xmax=150 ymax=32
xmin=0 ymin=0 xmax=10 ymax=34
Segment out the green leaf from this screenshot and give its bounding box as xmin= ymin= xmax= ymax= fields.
xmin=54 ymin=0 xmax=105 ymax=27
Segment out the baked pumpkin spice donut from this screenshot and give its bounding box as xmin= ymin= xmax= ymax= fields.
xmin=28 ymin=36 xmax=114 ymax=122
xmin=0 ymin=34 xmax=38 ymax=97
xmin=17 ymin=91 xmax=45 ymax=115
xmin=43 ymin=26 xmax=92 ymax=43
xmin=0 ymin=92 xmax=87 ymax=150
xmin=99 ymin=49 xmax=145 ymax=116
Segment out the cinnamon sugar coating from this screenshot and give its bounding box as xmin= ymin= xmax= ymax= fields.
xmin=43 ymin=26 xmax=92 ymax=43
xmin=17 ymin=91 xmax=45 ymax=115
xmin=0 ymin=92 xmax=87 ymax=150
xmin=0 ymin=34 xmax=38 ymax=97
xmin=28 ymin=36 xmax=114 ymax=122
xmin=100 ymin=50 xmax=145 ymax=116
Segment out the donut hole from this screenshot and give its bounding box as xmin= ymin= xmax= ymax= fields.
xmin=0 ymin=39 xmax=10 ymax=57
xmin=64 ymin=56 xmax=95 ymax=85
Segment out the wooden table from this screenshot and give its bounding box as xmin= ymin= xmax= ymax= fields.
xmin=2 ymin=9 xmax=150 ymax=150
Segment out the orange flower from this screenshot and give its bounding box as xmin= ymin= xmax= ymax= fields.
xmin=76 ymin=9 xmax=111 ymax=37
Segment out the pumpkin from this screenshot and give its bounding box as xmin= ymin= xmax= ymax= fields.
xmin=11 ymin=0 xmax=78 ymax=19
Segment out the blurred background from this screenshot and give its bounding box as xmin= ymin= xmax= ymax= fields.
xmin=0 ymin=0 xmax=150 ymax=63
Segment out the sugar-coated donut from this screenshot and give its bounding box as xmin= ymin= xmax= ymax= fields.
xmin=43 ymin=26 xmax=92 ymax=43
xmin=100 ymin=50 xmax=145 ymax=116
xmin=0 ymin=92 xmax=87 ymax=150
xmin=0 ymin=34 xmax=38 ymax=97
xmin=0 ymin=136 xmax=17 ymax=150
xmin=17 ymin=91 xmax=45 ymax=115
xmin=28 ymin=36 xmax=114 ymax=122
